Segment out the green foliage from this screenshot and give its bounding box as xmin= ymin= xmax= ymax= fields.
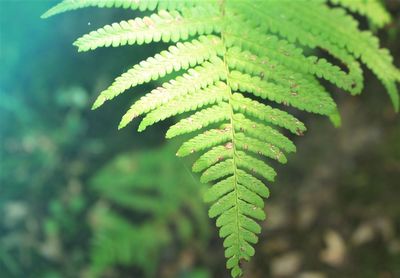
xmin=0 ymin=85 xmax=95 ymax=277
xmin=330 ymin=0 xmax=391 ymax=27
xmin=89 ymin=143 xmax=209 ymax=277
xmin=43 ymin=0 xmax=400 ymax=277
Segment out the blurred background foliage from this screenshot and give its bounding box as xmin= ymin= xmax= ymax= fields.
xmin=0 ymin=1 xmax=399 ymax=277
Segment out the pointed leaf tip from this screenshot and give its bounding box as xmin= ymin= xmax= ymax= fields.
xmin=329 ymin=110 xmax=342 ymax=128
xmin=117 ymin=121 xmax=126 ymax=130
xmin=118 ymin=115 xmax=134 ymax=130
xmin=137 ymin=124 xmax=146 ymax=132
xmin=40 ymin=7 xmax=55 ymax=19
xmin=92 ymin=96 xmax=106 ymax=110
xmin=394 ymin=99 xmax=399 ymax=113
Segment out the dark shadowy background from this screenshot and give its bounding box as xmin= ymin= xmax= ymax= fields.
xmin=0 ymin=1 xmax=399 ymax=277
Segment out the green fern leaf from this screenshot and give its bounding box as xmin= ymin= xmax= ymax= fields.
xmin=74 ymin=8 xmax=220 ymax=52
xmin=330 ymin=0 xmax=391 ymax=28
xmin=233 ymin=114 xmax=296 ymax=153
xmin=119 ymin=58 xmax=226 ymax=129
xmin=92 ymin=35 xmax=223 ymax=109
xmin=139 ymin=82 xmax=229 ymax=132
xmin=229 ymin=70 xmax=336 ymax=115
xmin=192 ymin=146 xmax=232 ymax=173
xmin=166 ymin=103 xmax=230 ymax=138
xmin=43 ymin=0 xmax=400 ymax=276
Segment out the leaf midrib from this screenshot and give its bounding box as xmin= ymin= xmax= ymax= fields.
xmin=219 ymin=0 xmax=242 ymax=267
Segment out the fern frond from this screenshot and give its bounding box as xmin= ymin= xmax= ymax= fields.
xmin=200 ymin=159 xmax=234 ymax=183
xmin=235 ymin=151 xmax=276 ymax=182
xmin=119 ymin=58 xmax=226 ymax=129
xmin=192 ymin=145 xmax=232 ymax=173
xmin=177 ymin=127 xmax=231 ymax=156
xmin=235 ymin=133 xmax=287 ymax=164
xmin=233 ymin=114 xmax=296 ymax=154
xmin=229 ymin=71 xmax=336 ymax=115
xmin=231 ymin=94 xmax=306 ymax=135
xmin=329 ymin=0 xmax=391 ymax=27
xmin=44 ymin=0 xmax=400 ymax=276
xmin=92 ymin=35 xmax=223 ymax=109
xmin=138 ymin=82 xmax=229 ymax=132
xmin=243 ymin=1 xmax=399 ymax=110
xmin=225 ymin=29 xmax=364 ymax=95
xmin=236 ymin=169 xmax=270 ymax=198
xmin=166 ymin=103 xmax=230 ymax=138
xmin=73 ymin=8 xmax=220 ymax=52
xmin=203 ymin=176 xmax=235 ymax=203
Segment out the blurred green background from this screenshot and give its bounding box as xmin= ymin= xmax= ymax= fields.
xmin=0 ymin=1 xmax=399 ymax=277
